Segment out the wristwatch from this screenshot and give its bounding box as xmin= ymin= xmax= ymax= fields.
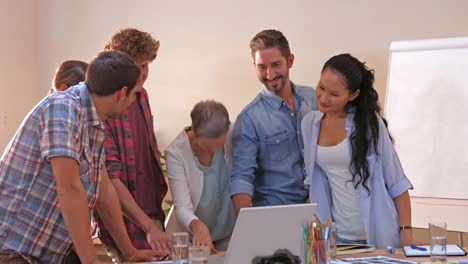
xmin=399 ymin=225 xmax=413 ymax=231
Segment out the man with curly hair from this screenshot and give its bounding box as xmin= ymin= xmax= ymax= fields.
xmin=95 ymin=28 xmax=171 ymax=261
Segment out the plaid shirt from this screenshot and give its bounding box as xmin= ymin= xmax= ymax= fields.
xmin=0 ymin=83 xmax=105 ymax=264
xmin=97 ymin=88 xmax=167 ymax=250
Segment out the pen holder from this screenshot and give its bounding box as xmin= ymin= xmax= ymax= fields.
xmin=302 ymin=239 xmax=330 ymax=264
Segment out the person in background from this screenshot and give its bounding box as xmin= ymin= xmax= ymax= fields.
xmin=50 ymin=60 xmax=88 ymax=93
xmin=230 ymin=29 xmax=317 ymax=214
xmin=0 ymin=51 xmax=161 ymax=264
xmin=301 ymin=53 xmax=413 ymax=248
xmin=165 ymin=100 xmax=236 ymax=252
xmin=95 ymin=28 xmax=171 ymax=262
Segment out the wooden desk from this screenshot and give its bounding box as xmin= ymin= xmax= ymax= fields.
xmin=124 ymin=248 xmax=468 ymax=263
xmin=338 ymin=248 xmax=468 ymax=263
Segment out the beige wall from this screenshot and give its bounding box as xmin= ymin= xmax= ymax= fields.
xmin=1 ymin=0 xmax=468 ymax=230
xmin=0 ymin=0 xmax=39 ymax=150
xmin=31 ymin=0 xmax=468 ymax=150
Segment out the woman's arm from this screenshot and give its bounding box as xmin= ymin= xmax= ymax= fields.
xmin=377 ymin=115 xmax=414 ymax=246
xmin=394 ymin=190 xmax=413 ymax=246
xmin=165 ymin=148 xmax=199 ymax=230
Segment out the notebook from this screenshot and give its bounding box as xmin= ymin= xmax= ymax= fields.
xmin=403 ymin=244 xmax=467 ymax=257
xmin=336 ymin=243 xmax=376 ymax=255
xmin=224 ymin=203 xmax=317 ymax=264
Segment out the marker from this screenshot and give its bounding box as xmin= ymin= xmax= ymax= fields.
xmin=410 ymin=245 xmax=427 ymax=251
xmin=387 ymin=246 xmax=395 ymax=254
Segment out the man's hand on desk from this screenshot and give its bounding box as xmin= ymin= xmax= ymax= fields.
xmin=122 ymin=248 xmax=165 ymax=262
xmin=146 ymin=221 xmax=171 ymax=255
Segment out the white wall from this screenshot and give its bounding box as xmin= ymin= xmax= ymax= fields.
xmin=2 ymin=0 xmax=468 ymax=230
xmin=0 ymin=0 xmax=39 ymax=151
xmin=412 ymin=197 xmax=468 ymax=232
xmin=32 ymin=0 xmax=468 ymax=150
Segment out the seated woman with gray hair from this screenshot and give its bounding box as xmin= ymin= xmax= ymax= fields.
xmin=165 ymin=100 xmax=236 ymax=252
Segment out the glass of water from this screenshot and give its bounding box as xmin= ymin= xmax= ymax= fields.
xmin=189 ymin=246 xmax=210 ymax=264
xmin=172 ymin=232 xmax=189 ymax=264
xmin=429 ymin=221 xmax=447 ymax=262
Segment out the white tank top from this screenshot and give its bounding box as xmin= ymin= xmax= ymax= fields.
xmin=316 ymin=138 xmax=367 ymax=241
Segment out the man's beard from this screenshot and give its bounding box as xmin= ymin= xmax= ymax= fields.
xmin=263 ymin=71 xmax=289 ymax=94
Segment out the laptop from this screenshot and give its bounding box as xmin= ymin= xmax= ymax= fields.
xmin=224 ymin=203 xmax=317 ymax=264
xmin=142 ymin=203 xmax=316 ymax=264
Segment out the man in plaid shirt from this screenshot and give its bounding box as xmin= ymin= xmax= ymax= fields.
xmin=0 ymin=51 xmax=161 ymax=264
xmin=95 ymin=28 xmax=171 ymax=259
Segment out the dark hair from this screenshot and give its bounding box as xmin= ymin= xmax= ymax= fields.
xmin=85 ymin=51 xmax=140 ymax=96
xmin=322 ymin=53 xmax=392 ymax=194
xmin=190 ymin=100 xmax=230 ymax=138
xmin=250 ymin=29 xmax=291 ymax=59
xmin=104 ymin=28 xmax=160 ymax=62
xmin=53 ymin=60 xmax=88 ymax=90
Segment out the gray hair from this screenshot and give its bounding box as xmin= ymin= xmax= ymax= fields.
xmin=190 ymin=100 xmax=230 ymax=138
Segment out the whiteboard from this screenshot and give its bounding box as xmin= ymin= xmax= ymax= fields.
xmin=385 ymin=37 xmax=468 ymax=199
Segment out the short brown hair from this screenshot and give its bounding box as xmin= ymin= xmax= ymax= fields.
xmin=85 ymin=51 xmax=140 ymax=96
xmin=250 ymin=29 xmax=291 ymax=59
xmin=104 ymin=28 xmax=160 ymax=62
xmin=53 ymin=60 xmax=88 ymax=89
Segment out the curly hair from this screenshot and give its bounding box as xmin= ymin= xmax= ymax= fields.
xmin=104 ymin=28 xmax=160 ymax=62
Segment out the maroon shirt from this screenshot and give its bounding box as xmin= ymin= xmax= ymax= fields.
xmin=128 ymin=101 xmax=163 ymax=218
xmin=96 ymin=89 xmax=168 ymax=250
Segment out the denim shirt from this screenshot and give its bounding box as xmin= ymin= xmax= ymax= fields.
xmin=301 ymin=109 xmax=413 ymax=248
xmin=230 ymin=83 xmax=317 ymax=206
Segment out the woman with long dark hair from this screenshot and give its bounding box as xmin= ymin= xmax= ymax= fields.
xmin=302 ymin=54 xmax=413 ymax=248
